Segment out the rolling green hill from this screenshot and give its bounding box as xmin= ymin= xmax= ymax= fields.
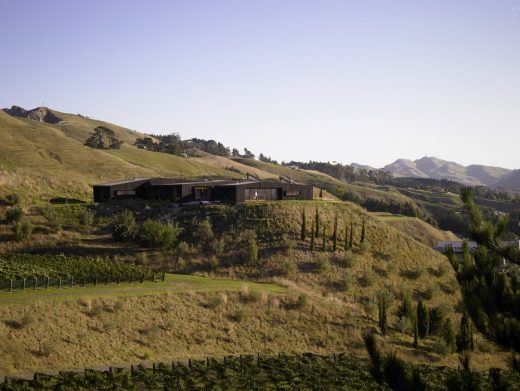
xmin=0 ymin=108 xmax=239 ymax=202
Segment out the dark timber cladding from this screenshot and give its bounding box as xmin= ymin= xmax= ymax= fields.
xmin=93 ymin=178 xmax=313 ymax=203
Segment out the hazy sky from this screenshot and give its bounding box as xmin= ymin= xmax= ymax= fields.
xmin=1 ymin=0 xmax=519 ymax=168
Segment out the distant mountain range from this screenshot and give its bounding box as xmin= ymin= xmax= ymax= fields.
xmin=380 ymin=156 xmax=517 ymax=189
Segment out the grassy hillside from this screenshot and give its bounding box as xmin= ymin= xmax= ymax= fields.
xmin=0 ymin=110 xmax=238 ymax=202
xmin=372 ymin=213 xmax=459 ymax=246
xmin=0 ymin=197 xmax=512 ymax=376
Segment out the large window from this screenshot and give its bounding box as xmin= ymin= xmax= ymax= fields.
xmin=115 ymin=190 xmax=136 ymax=196
xmin=194 ymin=187 xmax=209 ymax=200
xmin=244 ymin=188 xmax=279 ymax=201
xmin=284 ymin=190 xmax=300 ymax=197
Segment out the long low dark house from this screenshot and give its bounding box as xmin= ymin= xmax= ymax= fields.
xmin=93 ymin=178 xmax=313 ymax=204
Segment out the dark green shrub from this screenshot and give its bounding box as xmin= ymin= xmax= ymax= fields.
xmin=245 ymin=238 xmax=259 ymax=264
xmin=279 ymin=234 xmax=296 ymax=254
xmin=279 ymin=259 xmax=298 ymax=277
xmin=5 ymin=206 xmax=23 ymax=223
xmin=5 ymin=193 xmax=20 ymax=206
xmin=139 ymin=219 xmax=182 ymax=248
xmin=112 ymin=210 xmax=138 ymax=241
xmin=78 ymin=208 xmax=95 ymax=229
xmin=43 ymin=208 xmax=63 ymax=233
xmin=229 ymin=309 xmax=248 ymax=323
xmin=315 ymin=253 xmax=330 ymax=273
xmin=12 ymin=219 xmax=33 ymax=241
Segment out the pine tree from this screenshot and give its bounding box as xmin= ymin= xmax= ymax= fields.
xmin=344 ymin=222 xmax=349 ymax=251
xmin=457 ymin=310 xmax=474 ymax=352
xmin=332 ymin=214 xmax=338 ymax=252
xmin=315 ymin=207 xmax=320 ymax=238
xmin=310 ymin=223 xmax=315 ymax=251
xmin=322 ymin=224 xmax=327 ymax=251
xmin=349 ymin=222 xmax=354 ymax=248
xmin=416 ymin=300 xmax=429 ymax=339
xmin=378 ymin=293 xmax=388 ymax=336
xmin=361 ymin=218 xmax=366 ymax=244
xmin=301 ymin=209 xmax=307 ymax=241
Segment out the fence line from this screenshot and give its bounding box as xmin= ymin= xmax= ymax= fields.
xmin=2 ymin=352 xmax=345 ymax=384
xmin=0 ymin=271 xmax=166 ymax=293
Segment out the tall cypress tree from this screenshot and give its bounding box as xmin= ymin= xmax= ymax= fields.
xmin=344 ymin=222 xmax=349 ymax=251
xmin=310 ymin=222 xmax=315 ymax=251
xmin=360 ymin=218 xmax=366 ymax=244
xmin=332 ymin=214 xmax=338 ymax=252
xmin=417 ymin=300 xmax=429 ymax=339
xmin=349 ymin=222 xmax=354 ymax=248
xmin=301 ymin=209 xmax=307 ymax=241
xmin=315 ymin=207 xmax=320 ymax=238
xmin=413 ymin=317 xmax=419 ymax=348
xmin=322 ymin=224 xmax=327 ymax=251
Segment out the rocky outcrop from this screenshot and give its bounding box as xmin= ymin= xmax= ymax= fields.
xmin=3 ymin=105 xmax=62 ymax=124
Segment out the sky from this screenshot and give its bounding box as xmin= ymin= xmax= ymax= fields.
xmin=1 ymin=0 xmax=519 ymax=169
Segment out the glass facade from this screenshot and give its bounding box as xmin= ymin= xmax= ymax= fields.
xmin=244 ymin=188 xmax=279 ymax=201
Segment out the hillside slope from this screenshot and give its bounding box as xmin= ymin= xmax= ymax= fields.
xmin=0 ymin=108 xmax=238 ymax=201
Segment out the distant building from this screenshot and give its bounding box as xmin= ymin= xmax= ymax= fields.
xmin=434 ymin=241 xmax=478 ymax=253
xmin=434 ymin=240 xmax=519 ymax=268
xmin=93 ymin=178 xmax=313 ymax=204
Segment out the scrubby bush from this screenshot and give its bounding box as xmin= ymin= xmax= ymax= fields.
xmin=5 ymin=193 xmax=20 ymax=206
xmin=112 ymin=210 xmax=138 ymax=241
xmin=411 ymin=263 xmax=427 ymax=279
xmin=340 ymin=272 xmax=354 ymax=292
xmin=43 ymin=208 xmax=64 ymax=233
xmin=423 ymin=282 xmax=440 ymax=300
xmin=360 ymin=268 xmax=377 ymax=287
xmin=338 ymin=250 xmax=357 ymax=268
xmin=245 ymin=238 xmax=259 ymax=264
xmin=12 ymin=219 xmax=33 ymax=241
xmin=279 ymin=234 xmax=296 ymax=254
xmin=315 ymin=253 xmax=330 ymax=273
xmin=176 ymin=241 xmax=190 ymax=256
xmin=139 ymin=219 xmax=182 ymax=248
xmin=229 ymin=309 xmax=248 ymax=322
xmin=78 ymin=208 xmax=95 ymax=229
xmin=278 ymin=259 xmax=298 ymax=277
xmin=5 ymin=206 xmax=23 ymax=223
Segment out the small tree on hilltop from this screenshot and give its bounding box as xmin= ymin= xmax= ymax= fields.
xmin=301 ymin=209 xmax=306 ymax=241
xmin=417 ymin=300 xmax=429 ymax=339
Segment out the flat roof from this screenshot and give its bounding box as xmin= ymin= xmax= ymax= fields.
xmin=95 ymin=178 xmax=149 ymax=186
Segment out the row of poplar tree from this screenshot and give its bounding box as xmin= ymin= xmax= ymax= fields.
xmin=300 ymin=208 xmax=366 ymax=252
